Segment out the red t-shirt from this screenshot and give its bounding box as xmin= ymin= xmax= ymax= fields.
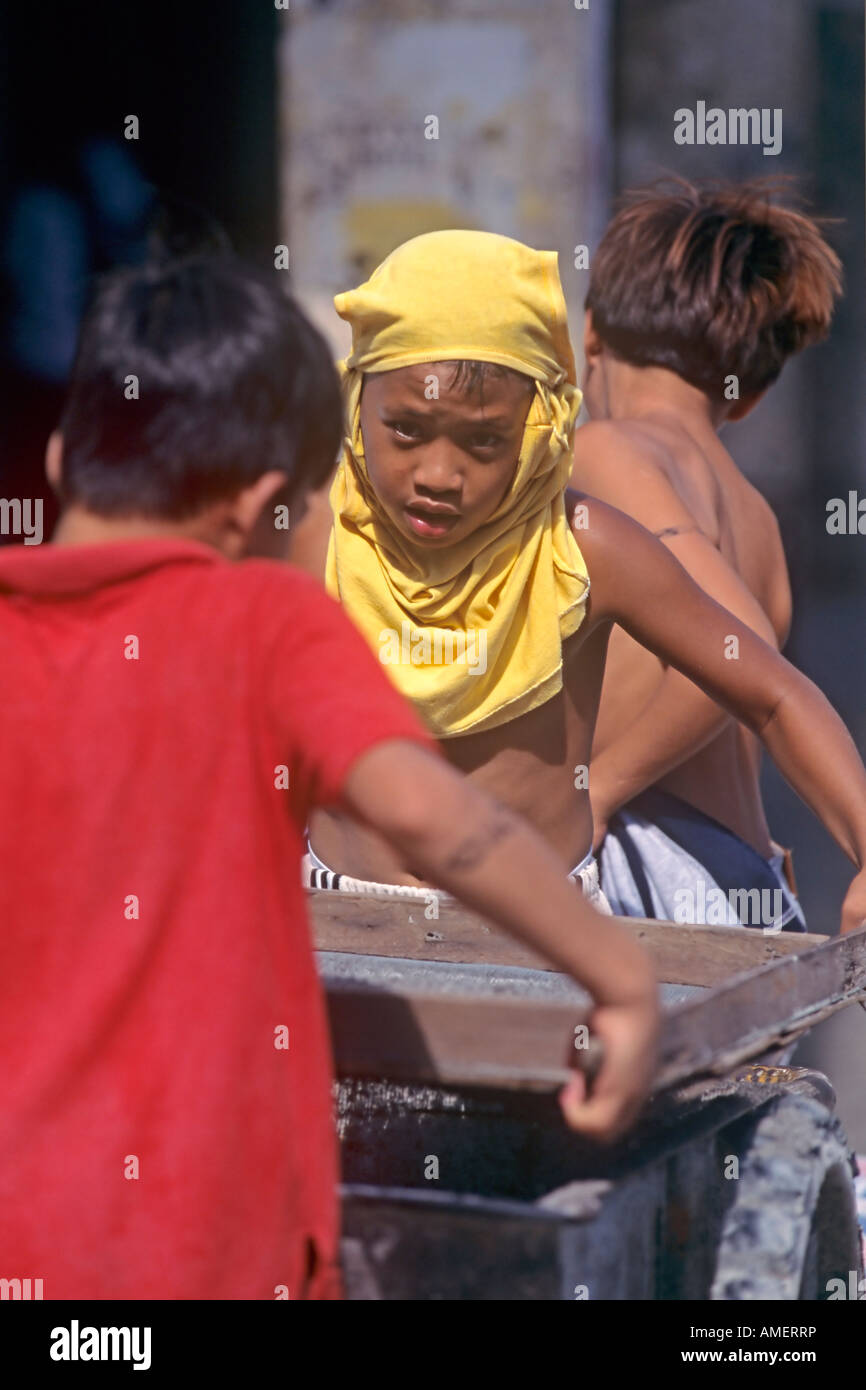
xmin=0 ymin=538 xmax=433 ymax=1300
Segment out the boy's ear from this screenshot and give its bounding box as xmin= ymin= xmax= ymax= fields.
xmin=583 ymin=309 xmax=604 ymax=363
xmin=233 ymin=471 xmax=293 ymax=558
xmin=45 ymin=430 xmax=64 ymax=492
xmin=726 ymin=388 xmax=768 ymax=423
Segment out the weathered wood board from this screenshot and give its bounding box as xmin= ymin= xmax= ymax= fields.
xmin=324 ymin=985 xmax=590 ymax=1090
xmin=309 ymin=888 xmax=827 ymax=987
xmin=311 ymin=889 xmax=866 ymax=1094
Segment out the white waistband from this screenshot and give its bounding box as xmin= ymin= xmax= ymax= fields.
xmin=304 ymin=842 xmax=610 ymax=910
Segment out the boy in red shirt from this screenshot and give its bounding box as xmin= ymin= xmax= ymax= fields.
xmin=0 ymin=254 xmax=658 ymax=1300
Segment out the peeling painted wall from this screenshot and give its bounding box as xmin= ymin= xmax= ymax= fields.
xmin=278 ymin=0 xmax=610 ymax=357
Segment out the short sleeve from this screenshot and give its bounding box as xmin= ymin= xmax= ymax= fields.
xmin=260 ymin=569 xmax=438 ymax=811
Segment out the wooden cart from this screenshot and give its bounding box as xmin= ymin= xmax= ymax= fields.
xmin=311 ymin=890 xmax=866 ymax=1301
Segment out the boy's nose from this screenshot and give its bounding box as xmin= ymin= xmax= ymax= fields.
xmin=413 ymin=442 xmax=463 ymax=495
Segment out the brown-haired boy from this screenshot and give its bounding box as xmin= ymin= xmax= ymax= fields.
xmin=573 ymin=181 xmax=843 ymax=927
xmin=299 ymin=228 xmax=866 ymax=940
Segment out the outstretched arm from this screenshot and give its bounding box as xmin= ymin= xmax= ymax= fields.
xmin=569 ymin=429 xmax=784 ymax=836
xmin=578 ymin=499 xmax=866 ymax=932
xmin=586 ymin=534 xmax=779 ymax=838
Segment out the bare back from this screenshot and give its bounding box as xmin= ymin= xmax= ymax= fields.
xmin=574 ymin=413 xmax=793 ymax=855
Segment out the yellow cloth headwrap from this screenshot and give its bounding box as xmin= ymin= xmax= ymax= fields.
xmin=326 ymin=229 xmax=590 ymax=739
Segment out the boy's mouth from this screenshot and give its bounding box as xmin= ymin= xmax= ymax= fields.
xmin=404 ymin=501 xmax=461 ymax=539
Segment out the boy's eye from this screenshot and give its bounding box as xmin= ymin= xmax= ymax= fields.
xmin=467 ymin=433 xmax=502 ymax=451
xmin=387 ymin=420 xmax=422 ymax=441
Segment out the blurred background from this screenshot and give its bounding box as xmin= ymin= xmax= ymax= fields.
xmin=1 ymin=0 xmax=864 ymax=1138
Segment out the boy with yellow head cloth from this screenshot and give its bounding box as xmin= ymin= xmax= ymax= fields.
xmin=327 ymin=229 xmax=588 ymax=740
xmin=303 ymin=229 xmax=866 ymax=938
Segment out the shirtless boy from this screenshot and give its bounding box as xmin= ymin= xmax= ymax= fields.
xmin=571 ymin=182 xmax=843 ymax=928
xmin=296 ymin=229 xmax=866 ymax=935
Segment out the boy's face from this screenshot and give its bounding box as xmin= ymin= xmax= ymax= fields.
xmin=359 ymin=363 xmax=534 ymax=547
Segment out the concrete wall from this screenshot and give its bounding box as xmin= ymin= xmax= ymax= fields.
xmin=278 ymin=0 xmax=611 ymax=356
xmin=613 ymin=0 xmax=866 ymax=590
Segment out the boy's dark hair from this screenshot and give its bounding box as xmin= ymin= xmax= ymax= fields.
xmin=585 ymin=179 xmax=843 ymax=400
xmin=444 ymin=360 xmax=534 ymax=395
xmin=57 ymin=254 xmax=342 ymax=519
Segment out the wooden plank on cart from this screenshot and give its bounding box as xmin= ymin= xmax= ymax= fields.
xmin=654 ymin=923 xmax=866 ymax=1088
xmin=325 ymin=984 xmax=591 ymax=1090
xmin=321 ymin=923 xmax=866 ymax=1093
xmin=309 ymin=888 xmax=827 ymax=987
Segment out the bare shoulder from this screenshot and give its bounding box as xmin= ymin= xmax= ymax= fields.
xmin=737 ymin=471 xmax=786 ymax=543
xmin=732 ymin=474 xmax=793 ymax=643
xmin=571 ymin=420 xmax=698 ymax=535
xmin=572 ymin=419 xmax=667 ymax=481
